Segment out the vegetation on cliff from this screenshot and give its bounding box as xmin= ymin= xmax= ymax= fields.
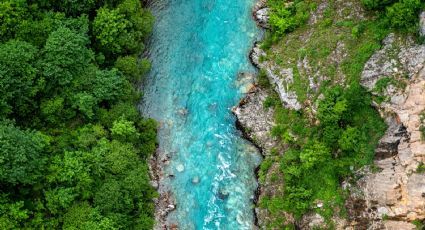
xmin=257 ymin=0 xmax=424 ymax=228
xmin=0 ymin=0 xmax=157 ymax=229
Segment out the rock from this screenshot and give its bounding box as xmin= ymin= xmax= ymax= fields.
xmin=420 ymin=11 xmax=425 ymax=37
xmin=218 ymin=188 xmax=230 ymax=200
xmin=298 ymin=213 xmax=325 ymax=230
xmin=255 ymin=8 xmax=270 ymax=28
xmin=177 ymin=108 xmax=188 ymax=116
xmin=250 ymin=44 xmax=302 ymax=110
xmin=348 ymin=32 xmax=425 ymax=228
xmin=192 ymin=176 xmax=200 ymax=184
xmin=176 ymin=164 xmax=185 ymax=172
xmin=384 ymin=220 xmax=416 ymax=230
xmin=232 ymin=86 xmax=278 ymax=155
xmin=236 ymin=72 xmax=256 ymax=94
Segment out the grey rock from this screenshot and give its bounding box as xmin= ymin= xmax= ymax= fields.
xmin=420 ymin=11 xmax=425 ymax=37
xmin=232 ymin=86 xmax=278 ymax=155
xmin=255 ymin=8 xmax=270 ymax=29
xmin=250 ymin=44 xmax=302 ymax=110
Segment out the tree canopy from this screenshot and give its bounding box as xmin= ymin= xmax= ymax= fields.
xmin=0 ymin=0 xmax=157 ymax=229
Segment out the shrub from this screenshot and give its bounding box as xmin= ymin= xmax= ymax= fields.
xmin=386 ymin=0 xmax=422 ymax=31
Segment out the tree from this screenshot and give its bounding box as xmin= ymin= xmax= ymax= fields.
xmin=40 ymin=26 xmax=93 ymax=91
xmin=338 ymin=127 xmax=362 ymax=152
xmin=0 ymin=40 xmax=39 ymax=116
xmin=93 ymin=7 xmax=130 ymax=55
xmin=110 ymin=118 xmax=139 ymax=144
xmin=93 ymin=0 xmax=153 ymax=56
xmin=115 ymin=56 xmax=151 ymax=82
xmin=0 ymin=0 xmax=31 ymax=41
xmin=0 ymin=195 xmax=29 ymax=230
xmin=0 ymin=121 xmax=48 ymax=185
xmin=63 ymin=202 xmax=117 ymax=230
xmin=361 ymin=0 xmax=396 ymax=10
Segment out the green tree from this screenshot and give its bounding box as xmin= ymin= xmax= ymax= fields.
xmin=0 ymin=121 xmax=48 ymax=185
xmin=63 ymin=202 xmax=117 ymax=230
xmin=299 ymin=142 xmax=331 ymax=169
xmin=115 ymin=56 xmax=151 ymax=82
xmin=361 ymin=0 xmax=396 ymax=10
xmin=93 ymin=7 xmax=130 ymax=55
xmin=0 ymin=40 xmax=39 ymax=116
xmin=338 ymin=127 xmax=362 ymax=152
xmin=0 ymin=0 xmax=32 ymax=41
xmin=0 ymin=195 xmax=29 ymax=230
xmin=40 ymin=26 xmax=93 ymax=91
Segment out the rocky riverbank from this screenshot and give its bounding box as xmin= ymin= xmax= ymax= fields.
xmin=148 ymin=147 xmax=177 ymax=230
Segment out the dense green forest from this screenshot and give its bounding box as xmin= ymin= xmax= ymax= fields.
xmin=0 ymin=0 xmax=157 ymax=229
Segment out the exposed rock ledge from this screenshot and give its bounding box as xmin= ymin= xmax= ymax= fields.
xmin=250 ymin=44 xmax=302 ymax=110
xmin=232 ymin=85 xmax=278 ymax=155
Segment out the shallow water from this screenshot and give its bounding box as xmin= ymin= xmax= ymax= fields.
xmin=141 ymin=0 xmax=261 ymax=229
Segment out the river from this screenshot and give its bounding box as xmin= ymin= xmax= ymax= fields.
xmin=141 ymin=0 xmax=261 ymax=229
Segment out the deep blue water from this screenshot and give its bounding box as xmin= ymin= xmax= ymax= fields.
xmin=141 ymin=0 xmax=261 ymax=229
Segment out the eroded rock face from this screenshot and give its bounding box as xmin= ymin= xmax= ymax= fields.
xmin=232 ymin=86 xmax=278 ymax=155
xmin=250 ymin=44 xmax=302 ymax=110
xmin=253 ymin=0 xmax=269 ymax=29
xmin=350 ymin=33 xmax=425 ymax=229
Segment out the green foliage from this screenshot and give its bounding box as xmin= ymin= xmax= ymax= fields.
xmin=361 ymin=0 xmax=396 ymax=10
xmin=0 ymin=40 xmax=39 ymax=116
xmin=268 ymin=0 xmax=311 ymax=37
xmin=416 ymin=162 xmax=425 ymax=173
xmin=270 ymin=84 xmax=386 ymax=220
xmin=361 ymin=0 xmax=423 ymax=31
xmin=63 ymin=202 xmax=117 ymax=230
xmin=0 ymin=121 xmax=48 ymax=185
xmin=412 ymin=220 xmax=425 ymax=230
xmin=0 ymin=195 xmax=29 ymax=229
xmin=40 ymin=26 xmax=93 ymax=89
xmin=386 ymin=0 xmax=422 ymax=31
xmin=0 ymin=0 xmax=156 ymax=229
xmin=93 ymin=0 xmax=153 ymax=57
xmin=115 ymin=56 xmax=151 ymax=82
xmin=0 ymin=0 xmax=33 ymax=41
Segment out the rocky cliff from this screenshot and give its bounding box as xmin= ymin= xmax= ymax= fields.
xmin=235 ymin=0 xmax=425 ymax=228
xmin=345 ymin=33 xmax=425 ymax=230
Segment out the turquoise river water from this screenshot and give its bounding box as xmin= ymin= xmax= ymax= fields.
xmin=141 ymin=0 xmax=262 ymax=229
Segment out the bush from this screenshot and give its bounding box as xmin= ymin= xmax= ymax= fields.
xmin=386 ymin=0 xmax=422 ymax=31
xmin=361 ymin=0 xmax=396 ymax=10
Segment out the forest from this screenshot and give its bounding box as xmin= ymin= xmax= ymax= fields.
xmin=0 ymin=0 xmax=157 ymax=229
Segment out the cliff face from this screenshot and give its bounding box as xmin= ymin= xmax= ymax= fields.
xmin=346 ymin=33 xmax=425 ymax=229
xmin=236 ymin=0 xmax=425 ymax=228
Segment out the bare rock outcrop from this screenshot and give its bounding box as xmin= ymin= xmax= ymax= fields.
xmin=250 ymin=44 xmax=302 ymax=110
xmin=232 ymin=86 xmax=278 ymax=155
xmin=253 ymin=0 xmax=269 ymax=29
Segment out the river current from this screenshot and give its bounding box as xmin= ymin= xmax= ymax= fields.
xmin=141 ymin=0 xmax=261 ymax=229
